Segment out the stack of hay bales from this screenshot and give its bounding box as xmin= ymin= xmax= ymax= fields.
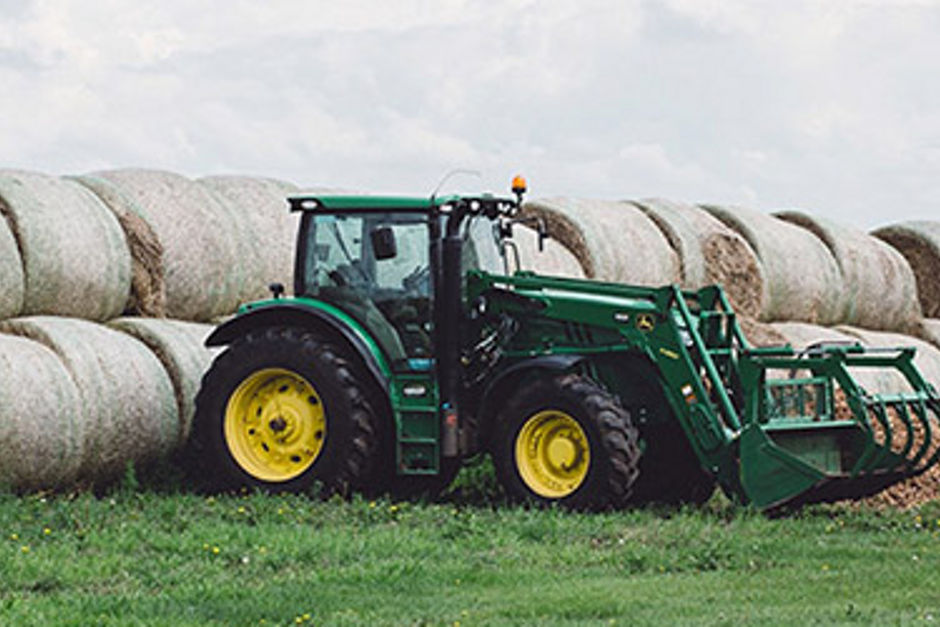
xmin=197 ymin=175 xmax=300 ymax=300
xmin=0 ymin=334 xmax=83 ymax=490
xmin=107 ymin=318 xmax=218 ymax=444
xmin=633 ymin=199 xmax=765 ymax=318
xmin=873 ymin=221 xmax=940 ymax=319
xmin=0 ymin=317 xmax=178 ymax=483
xmin=74 ymin=169 xmax=252 ymax=321
xmin=0 ymin=170 xmax=131 ymax=320
xmin=700 ymin=204 xmax=843 ymax=324
xmin=0 ymin=167 xmax=252 ymax=491
xmin=520 ymin=197 xmax=680 ymax=286
xmin=511 ymin=225 xmax=585 ymax=279
xmin=921 ymin=320 xmax=940 ymax=349
xmin=776 ymin=212 xmax=921 ymax=333
xmin=871 ymin=221 xmax=940 ymax=353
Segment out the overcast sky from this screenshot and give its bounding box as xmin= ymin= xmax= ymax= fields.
xmin=1 ymin=0 xmax=939 ymax=228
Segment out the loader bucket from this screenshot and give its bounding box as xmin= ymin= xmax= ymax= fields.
xmin=736 ymin=345 xmax=940 ymax=511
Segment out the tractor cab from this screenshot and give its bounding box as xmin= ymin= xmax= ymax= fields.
xmin=288 ymin=193 xmax=513 ymax=370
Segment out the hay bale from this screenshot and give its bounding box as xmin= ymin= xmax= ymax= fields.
xmin=0 ymin=316 xmax=178 ymax=483
xmin=633 ymin=199 xmax=764 ymax=317
xmin=0 ymin=334 xmax=83 ymax=490
xmin=520 ymin=198 xmax=680 ymax=286
xmin=919 ymin=319 xmax=940 ymax=350
xmin=197 ymin=175 xmax=300 ymax=300
xmin=836 ymin=326 xmax=940 ymax=393
xmin=78 ymin=169 xmax=248 ymax=321
xmin=738 ymin=318 xmax=788 ymax=347
xmin=872 ymin=221 xmax=940 ymax=318
xmin=71 ymin=175 xmax=166 ymax=317
xmin=0 ymin=209 xmax=24 ymax=319
xmin=0 ymin=170 xmax=131 ymax=320
xmin=700 ymin=205 xmax=843 ymax=324
xmin=512 ymin=225 xmax=586 ymax=278
xmin=107 ymin=317 xmax=218 ymax=444
xmin=776 ymin=211 xmax=921 ymax=332
xmin=767 ymin=322 xmax=893 ymax=392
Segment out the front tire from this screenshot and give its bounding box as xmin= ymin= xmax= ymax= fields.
xmin=189 ymin=327 xmax=378 ymax=495
xmin=492 ymin=373 xmax=641 ymax=510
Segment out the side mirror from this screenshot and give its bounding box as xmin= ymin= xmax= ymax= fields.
xmin=370 ymin=226 xmax=397 ymax=260
xmin=536 ymin=217 xmax=549 ymax=252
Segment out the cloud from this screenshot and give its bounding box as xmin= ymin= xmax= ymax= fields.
xmin=1 ymin=1 xmax=939 ymax=227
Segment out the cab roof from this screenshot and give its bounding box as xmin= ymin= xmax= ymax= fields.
xmin=287 ymin=193 xmax=512 ymax=213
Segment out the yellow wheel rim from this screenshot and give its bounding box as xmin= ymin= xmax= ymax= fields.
xmin=515 ymin=410 xmax=590 ymax=499
xmin=224 ymin=368 xmax=326 ymax=482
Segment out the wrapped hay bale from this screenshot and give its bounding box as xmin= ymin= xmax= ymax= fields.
xmin=836 ymin=326 xmax=940 ymax=393
xmin=919 ymin=319 xmax=940 ymax=350
xmin=770 ymin=321 xmax=857 ymax=350
xmin=872 ymin=221 xmax=940 ymax=318
xmin=633 ymin=199 xmax=765 ymax=318
xmin=520 ymin=197 xmax=680 ymax=286
xmin=767 ymin=322 xmax=893 ymax=392
xmin=700 ymin=204 xmax=842 ymax=324
xmin=0 ymin=211 xmax=24 ymax=319
xmin=513 ymin=225 xmax=586 ymax=278
xmin=71 ymin=174 xmax=165 ymax=317
xmin=197 ymin=175 xmax=300 ymax=300
xmin=0 ymin=316 xmax=178 ymax=483
xmin=107 ymin=317 xmax=218 ymax=443
xmin=738 ymin=318 xmax=788 ymax=347
xmin=76 ymin=169 xmax=248 ymax=321
xmin=0 ymin=335 xmax=83 ymax=490
xmin=776 ymin=211 xmax=920 ymax=332
xmin=0 ymin=170 xmax=131 ymax=320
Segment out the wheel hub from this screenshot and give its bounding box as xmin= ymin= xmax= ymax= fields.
xmin=224 ymin=368 xmax=326 ymax=482
xmin=515 ymin=410 xmax=591 ymax=499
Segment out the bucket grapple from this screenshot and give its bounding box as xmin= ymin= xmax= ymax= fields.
xmin=676 ymin=286 xmax=940 ymax=510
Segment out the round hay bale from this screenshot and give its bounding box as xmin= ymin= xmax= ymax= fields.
xmin=71 ymin=175 xmax=166 ymax=317
xmin=80 ymin=169 xmax=248 ymax=321
xmin=776 ymin=211 xmax=921 ymax=332
xmin=836 ymin=326 xmax=940 ymax=393
xmin=872 ymin=221 xmax=940 ymax=318
xmin=520 ymin=198 xmax=680 ymax=286
xmin=700 ymin=205 xmax=843 ymax=324
xmin=767 ymin=322 xmax=893 ymax=392
xmin=0 ymin=334 xmax=83 ymax=490
xmin=919 ymin=319 xmax=940 ymax=350
xmin=738 ymin=318 xmax=788 ymax=347
xmin=512 ymin=225 xmax=586 ymax=278
xmin=0 ymin=209 xmax=24 ymax=319
xmin=0 ymin=316 xmax=178 ymax=483
xmin=107 ymin=317 xmax=218 ymax=444
xmin=0 ymin=170 xmax=131 ymax=320
xmin=197 ymin=175 xmax=300 ymax=301
xmin=633 ymin=198 xmax=764 ymax=317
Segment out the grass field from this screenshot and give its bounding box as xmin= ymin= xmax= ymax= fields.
xmin=1 ymin=465 xmax=939 ymax=626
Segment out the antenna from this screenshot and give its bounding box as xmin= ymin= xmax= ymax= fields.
xmin=430 ymin=169 xmax=482 ymax=201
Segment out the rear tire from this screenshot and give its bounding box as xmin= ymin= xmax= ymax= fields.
xmin=188 ymin=327 xmax=378 ymax=495
xmin=492 ymin=373 xmax=641 ymax=510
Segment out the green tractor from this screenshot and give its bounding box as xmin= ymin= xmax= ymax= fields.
xmin=189 ymin=178 xmax=940 ymax=511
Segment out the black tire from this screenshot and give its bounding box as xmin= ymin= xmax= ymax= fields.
xmin=188 ymin=327 xmax=378 ymax=496
xmin=491 ymin=373 xmax=641 ymax=510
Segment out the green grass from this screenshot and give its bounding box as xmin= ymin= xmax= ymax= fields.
xmin=1 ymin=470 xmax=939 ymax=625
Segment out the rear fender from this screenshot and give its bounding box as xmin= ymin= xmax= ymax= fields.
xmin=475 ymin=355 xmax=587 ymax=448
xmin=206 ymin=302 xmax=392 ymax=397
